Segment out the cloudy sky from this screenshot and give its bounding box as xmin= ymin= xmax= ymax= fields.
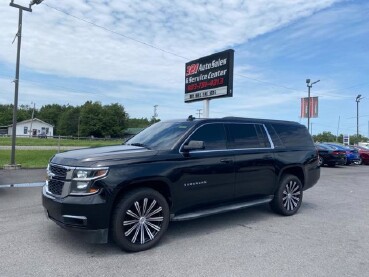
xmin=1 ymin=0 xmax=368 ymax=136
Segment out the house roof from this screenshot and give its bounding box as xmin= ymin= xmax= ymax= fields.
xmin=8 ymin=118 xmax=54 ymax=127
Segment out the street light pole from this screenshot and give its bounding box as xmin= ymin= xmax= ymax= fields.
xmin=356 ymin=94 xmax=363 ymax=138
xmin=8 ymin=0 xmax=44 ymax=166
xmin=29 ymin=102 xmax=35 ymax=137
xmin=306 ymin=79 xmax=320 ymax=133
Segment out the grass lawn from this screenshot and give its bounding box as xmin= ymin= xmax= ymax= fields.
xmin=0 ymin=137 xmax=125 ymax=168
xmin=1 ymin=150 xmax=59 ymax=168
xmin=0 ymin=137 xmax=123 ymax=147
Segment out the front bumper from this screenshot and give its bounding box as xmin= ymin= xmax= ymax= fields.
xmin=42 ymin=185 xmax=109 ymax=243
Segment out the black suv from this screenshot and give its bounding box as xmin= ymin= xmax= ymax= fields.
xmin=42 ymin=117 xmax=320 ymax=252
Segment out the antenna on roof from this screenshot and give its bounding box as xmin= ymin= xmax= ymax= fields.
xmin=187 ymin=115 xmax=195 ymax=121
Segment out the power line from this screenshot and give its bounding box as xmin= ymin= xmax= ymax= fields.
xmin=8 ymin=3 xmax=365 ymax=102
xmin=235 ymin=73 xmax=304 ymax=93
xmin=43 ymin=3 xmax=188 ymax=61
xmin=41 ymin=3 xmax=308 ymax=93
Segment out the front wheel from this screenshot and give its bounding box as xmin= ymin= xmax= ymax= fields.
xmin=270 ymin=174 xmax=303 ymax=216
xmin=317 ymin=156 xmax=324 ymax=167
xmin=112 ymin=188 xmax=170 ymax=252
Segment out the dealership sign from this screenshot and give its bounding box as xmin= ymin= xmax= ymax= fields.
xmin=185 ymin=49 xmax=234 ymax=103
xmin=300 ymin=97 xmax=318 ymax=118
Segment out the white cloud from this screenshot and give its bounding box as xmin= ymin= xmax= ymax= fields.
xmin=0 ymin=0 xmax=341 ymax=86
xmin=4 ymin=0 xmax=368 ymax=137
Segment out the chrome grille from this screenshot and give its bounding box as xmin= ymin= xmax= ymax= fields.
xmin=47 ymin=164 xmax=71 ymax=196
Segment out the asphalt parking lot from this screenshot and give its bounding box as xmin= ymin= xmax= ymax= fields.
xmin=0 ymin=165 xmax=368 ymax=277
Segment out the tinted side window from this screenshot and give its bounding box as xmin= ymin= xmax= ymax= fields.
xmin=226 ymin=123 xmax=268 ymax=149
xmin=188 ymin=124 xmax=226 ymax=150
xmin=272 ymin=123 xmax=314 ymax=147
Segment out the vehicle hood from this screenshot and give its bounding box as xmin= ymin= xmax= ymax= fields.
xmin=50 ymin=145 xmax=158 ymax=167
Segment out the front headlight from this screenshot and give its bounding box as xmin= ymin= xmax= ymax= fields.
xmin=70 ymin=167 xmax=109 ymax=195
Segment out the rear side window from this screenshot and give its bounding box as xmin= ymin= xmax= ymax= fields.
xmin=271 ymin=123 xmax=314 ymax=147
xmin=226 ymin=123 xmax=270 ymax=149
xmin=188 ymin=123 xmax=226 ymax=150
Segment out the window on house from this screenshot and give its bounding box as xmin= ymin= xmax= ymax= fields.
xmin=24 ymin=127 xmax=28 ymax=135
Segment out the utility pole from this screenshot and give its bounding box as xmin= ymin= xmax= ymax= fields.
xmin=78 ymin=116 xmax=81 ymax=140
xmin=306 ymin=79 xmax=320 ymax=133
xmin=29 ymin=102 xmax=35 ymax=137
xmin=153 ymin=105 xmax=158 ymax=120
xmin=196 ymin=109 xmax=202 ymax=118
xmin=203 ymin=100 xmax=210 ymax=118
xmin=8 ymin=0 xmax=44 ymax=167
xmin=356 ymin=94 xmax=363 ymax=138
xmin=336 ymin=116 xmax=340 ymax=142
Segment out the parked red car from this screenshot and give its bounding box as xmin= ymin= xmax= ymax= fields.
xmin=351 ymin=146 xmax=369 ymax=165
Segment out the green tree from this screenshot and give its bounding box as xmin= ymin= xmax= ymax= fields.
xmin=101 ymin=103 xmax=128 ymax=137
xmin=79 ymin=101 xmax=104 ymax=137
xmin=17 ymin=104 xmax=33 ymax=122
xmin=313 ymin=131 xmax=336 ymax=143
xmin=38 ymin=104 xmax=66 ymax=134
xmin=0 ymin=104 xmax=14 ymax=126
xmin=127 ymin=117 xmax=151 ymax=128
xmin=0 ymin=104 xmax=33 ymax=126
xmin=57 ymin=106 xmax=80 ymax=136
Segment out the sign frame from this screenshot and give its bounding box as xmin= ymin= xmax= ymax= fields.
xmin=185 ymin=49 xmax=234 ymax=103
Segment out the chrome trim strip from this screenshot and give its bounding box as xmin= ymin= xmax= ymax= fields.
xmin=62 ymin=215 xmax=87 ymax=220
xmin=179 ymin=122 xmax=275 ymax=154
xmin=263 ymin=124 xmax=275 ymax=149
xmin=69 ymin=190 xmax=100 ymax=196
xmin=43 ymin=184 xmax=56 ymax=200
xmin=46 ymin=163 xmax=109 ymax=197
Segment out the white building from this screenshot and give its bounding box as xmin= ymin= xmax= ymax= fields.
xmin=8 ymin=118 xmax=54 ymax=137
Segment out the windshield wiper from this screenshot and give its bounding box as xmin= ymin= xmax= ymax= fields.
xmin=127 ymin=143 xmax=151 ymax=149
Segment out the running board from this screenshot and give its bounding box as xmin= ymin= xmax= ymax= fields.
xmin=171 ymin=196 xmax=273 ymax=221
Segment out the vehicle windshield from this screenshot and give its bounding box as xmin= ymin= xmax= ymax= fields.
xmin=125 ymin=121 xmax=196 ymax=150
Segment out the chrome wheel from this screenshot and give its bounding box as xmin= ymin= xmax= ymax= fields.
xmin=318 ymin=156 xmax=323 ymax=166
xmin=123 ymin=198 xmax=164 ymax=245
xmin=282 ymin=180 xmax=301 ymax=211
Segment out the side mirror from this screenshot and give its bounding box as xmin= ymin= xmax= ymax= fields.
xmin=183 ymin=140 xmax=205 ymax=151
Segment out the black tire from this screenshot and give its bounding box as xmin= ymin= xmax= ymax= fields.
xmin=357 ymin=158 xmax=362 ymax=165
xmin=270 ymin=174 xmax=303 ymax=216
xmin=112 ymin=188 xmax=170 ymax=252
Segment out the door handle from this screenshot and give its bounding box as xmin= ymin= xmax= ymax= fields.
xmin=220 ymin=159 xmax=233 ymax=164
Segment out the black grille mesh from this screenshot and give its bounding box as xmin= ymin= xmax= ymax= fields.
xmin=49 ymin=164 xmax=68 ymax=179
xmin=48 ymin=179 xmax=64 ymax=195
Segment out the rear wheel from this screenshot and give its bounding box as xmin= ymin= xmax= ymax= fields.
xmin=112 ymin=188 xmax=170 ymax=252
xmin=271 ymin=174 xmax=303 ymax=216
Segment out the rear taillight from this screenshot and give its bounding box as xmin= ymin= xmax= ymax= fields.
xmin=332 ymin=151 xmax=341 ymax=155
